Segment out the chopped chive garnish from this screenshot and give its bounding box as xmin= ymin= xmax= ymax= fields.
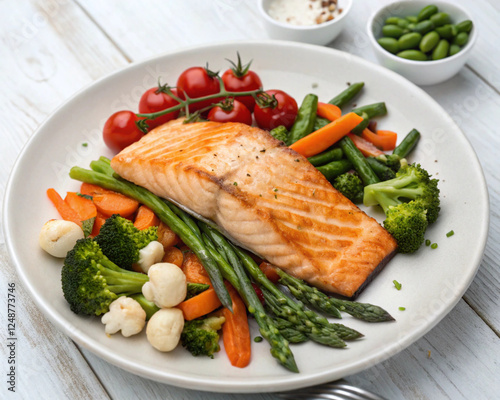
xmin=446 ymin=230 xmax=455 ymax=237
xmin=399 ymin=307 xmax=406 ymax=311
xmin=82 ymin=142 xmax=88 ymax=147
xmin=233 ymin=182 xmax=238 ymax=186
xmin=431 ymin=243 xmax=438 ymax=249
xmin=254 ymin=336 xmax=263 ymax=343
xmin=425 ymin=239 xmax=431 ymax=246
xmin=393 ymin=280 xmax=402 ymax=290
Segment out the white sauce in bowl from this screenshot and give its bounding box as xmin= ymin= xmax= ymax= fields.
xmin=268 ymin=0 xmax=342 ymax=26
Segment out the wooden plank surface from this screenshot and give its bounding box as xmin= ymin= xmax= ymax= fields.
xmin=1 ymin=0 xmax=498 ymax=399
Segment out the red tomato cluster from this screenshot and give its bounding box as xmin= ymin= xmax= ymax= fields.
xmin=102 ymin=57 xmax=298 ymax=153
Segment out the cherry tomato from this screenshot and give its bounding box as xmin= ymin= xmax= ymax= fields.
xmin=207 ymin=99 xmax=252 ymax=125
xmin=254 ymin=89 xmax=298 ymax=131
xmin=176 ymin=66 xmax=222 ymax=112
xmin=103 ymin=110 xmax=144 ymax=153
xmin=138 ymin=87 xmax=180 ymax=129
xmin=222 ymin=55 xmax=262 ymax=111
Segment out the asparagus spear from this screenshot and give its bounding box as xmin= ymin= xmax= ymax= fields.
xmin=273 ymin=317 xmax=308 ymax=343
xmin=69 ymin=160 xmax=233 ymax=312
xmin=276 ymin=269 xmax=394 ymax=323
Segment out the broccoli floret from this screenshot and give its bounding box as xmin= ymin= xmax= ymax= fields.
xmin=61 ymin=238 xmax=149 ymax=316
xmin=180 ymin=316 xmax=226 ymax=358
xmin=95 ymin=214 xmax=158 ymax=270
xmin=384 ymin=202 xmax=428 ymax=254
xmin=333 ymin=172 xmax=364 ymax=203
xmin=363 ymin=162 xmax=440 ymax=253
xmin=269 ymin=125 xmax=288 ymax=143
xmin=376 ymin=154 xmax=402 ymax=172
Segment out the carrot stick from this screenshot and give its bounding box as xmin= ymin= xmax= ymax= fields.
xmin=290 ymin=112 xmax=364 ymax=157
xmin=134 ymin=205 xmax=159 ymax=230
xmin=347 ymin=133 xmax=384 ymax=157
xmin=361 ymin=129 xmax=397 ymax=151
xmin=177 ymin=288 xmax=222 ymax=321
xmin=181 ymin=251 xmax=212 ymax=285
xmin=80 ymin=182 xmax=114 ymax=196
xmin=91 ymin=211 xmax=107 ymax=237
xmin=65 ymin=192 xmax=97 ymax=221
xmin=317 ymin=102 xmax=342 ymax=121
xmin=222 ymin=284 xmax=251 ymax=368
xmin=46 ymin=188 xmax=82 ymax=226
xmin=258 ymin=262 xmax=280 ymax=284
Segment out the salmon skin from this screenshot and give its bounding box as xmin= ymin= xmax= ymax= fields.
xmin=111 ymin=118 xmax=397 ymax=298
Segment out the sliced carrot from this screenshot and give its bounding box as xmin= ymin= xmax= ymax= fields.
xmin=162 ymin=246 xmax=184 ymax=268
xmin=80 ymin=182 xmax=114 ymax=196
xmin=134 ymin=205 xmax=160 ymax=230
xmin=290 ymin=112 xmax=364 ymax=157
xmin=222 ymin=284 xmax=251 ymax=368
xmin=347 ymin=133 xmax=385 ymax=157
xmin=177 ymin=288 xmax=222 ymax=321
xmin=361 ymin=129 xmax=397 ymax=151
xmin=92 ymin=193 xmax=139 ymax=217
xmin=65 ymin=192 xmax=97 ymax=221
xmin=91 ymin=211 xmax=107 ymax=237
xmin=157 ymin=221 xmax=180 ymax=248
xmin=46 ymin=188 xmax=82 ymax=227
xmin=316 ymin=102 xmax=342 ymax=121
xmin=181 ymin=251 xmax=212 ymax=286
xmin=258 ymin=262 xmax=280 ymax=284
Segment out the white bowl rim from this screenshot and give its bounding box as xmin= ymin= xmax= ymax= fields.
xmin=258 ymin=0 xmax=353 ymax=31
xmin=366 ymin=0 xmax=476 ymax=65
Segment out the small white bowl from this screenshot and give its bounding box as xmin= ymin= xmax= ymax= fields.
xmin=258 ymin=0 xmax=352 ymax=46
xmin=367 ymin=0 xmax=476 ymax=85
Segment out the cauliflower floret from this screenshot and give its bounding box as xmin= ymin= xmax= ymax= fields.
xmin=136 ymin=241 xmax=165 ymax=273
xmin=39 ymin=219 xmax=84 ymax=258
xmin=146 ymin=308 xmax=184 ymax=352
xmin=101 ymin=296 xmax=146 ymax=337
xmin=142 ymin=263 xmax=187 ymax=308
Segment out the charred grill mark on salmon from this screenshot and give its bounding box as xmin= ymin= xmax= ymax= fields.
xmin=111 ymin=119 xmax=397 ymax=298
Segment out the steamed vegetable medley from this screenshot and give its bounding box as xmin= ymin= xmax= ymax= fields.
xmin=40 ymin=54 xmax=440 ymax=372
xmin=378 ymin=4 xmax=473 ymax=61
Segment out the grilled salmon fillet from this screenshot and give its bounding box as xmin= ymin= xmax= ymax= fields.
xmin=111 ymin=118 xmax=397 ymax=298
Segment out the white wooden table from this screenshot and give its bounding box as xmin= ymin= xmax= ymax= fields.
xmin=1 ymin=1 xmax=499 ymax=399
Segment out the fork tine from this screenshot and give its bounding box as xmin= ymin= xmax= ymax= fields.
xmin=277 ymin=380 xmax=386 ymax=400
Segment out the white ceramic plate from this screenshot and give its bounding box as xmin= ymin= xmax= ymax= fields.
xmin=3 ymin=41 xmax=489 ymax=393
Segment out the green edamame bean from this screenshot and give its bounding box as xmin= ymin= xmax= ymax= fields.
xmin=420 ymin=31 xmax=440 ymax=53
xmin=398 ymin=32 xmax=422 ymax=50
xmin=432 ymin=39 xmax=450 ymax=60
xmin=435 ymin=24 xmax=457 ymax=39
xmin=378 ymin=37 xmax=400 ymax=54
xmin=397 ymin=50 xmax=427 ymax=61
xmin=430 ymin=12 xmax=451 ymax=27
xmin=407 ymin=23 xmax=416 ymax=30
xmin=449 ymin=44 xmax=461 ymax=57
xmin=453 ymin=32 xmax=469 ymax=46
xmin=382 ymin=24 xmax=405 ymax=38
xmin=417 ymin=5 xmax=438 ymax=22
xmin=456 ymin=20 xmax=473 ymax=33
xmin=397 ymin=19 xmax=410 ymax=28
xmin=385 ymin=17 xmax=401 ymax=25
xmin=414 ymin=20 xmax=435 ymax=35
xmin=406 ymin=15 xmax=418 ymax=23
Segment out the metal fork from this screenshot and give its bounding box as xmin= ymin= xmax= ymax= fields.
xmin=277 ymin=380 xmax=386 ymax=400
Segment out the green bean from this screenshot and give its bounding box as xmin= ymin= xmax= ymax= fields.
xmin=397 ymin=50 xmax=427 ymax=61
xmin=307 ymin=147 xmax=343 ymax=167
xmin=398 ymin=32 xmax=422 ymax=50
xmin=432 ymin=39 xmax=450 ymax=60
xmin=351 ymin=102 xmax=387 ymax=119
xmin=435 ymin=24 xmax=457 ymax=40
xmin=418 ymin=5 xmax=438 ymax=22
xmin=449 ymin=44 xmax=461 ymax=57
xmin=413 ymin=20 xmax=435 ymax=35
xmin=393 ymin=128 xmax=420 ymax=158
xmin=456 ymin=20 xmax=473 ymax=33
xmin=382 ymin=24 xmax=406 ymax=38
xmin=366 ymin=157 xmax=396 ymax=181
xmin=287 ymin=93 xmax=318 ymax=145
xmin=419 ymin=31 xmax=440 ymax=53
xmin=377 ymin=37 xmax=399 ymax=54
xmin=452 ymin=32 xmax=469 ymax=46
xmin=351 ymin=112 xmax=370 ymax=135
xmin=69 ymin=162 xmax=234 ymax=311
xmin=430 ymin=12 xmax=450 ymax=27
xmin=313 ymin=116 xmax=331 ymax=131
xmin=338 ymin=137 xmax=380 ymax=186
xmin=328 ymin=82 xmax=364 ymax=108
xmin=316 ymin=159 xmax=353 ymax=181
